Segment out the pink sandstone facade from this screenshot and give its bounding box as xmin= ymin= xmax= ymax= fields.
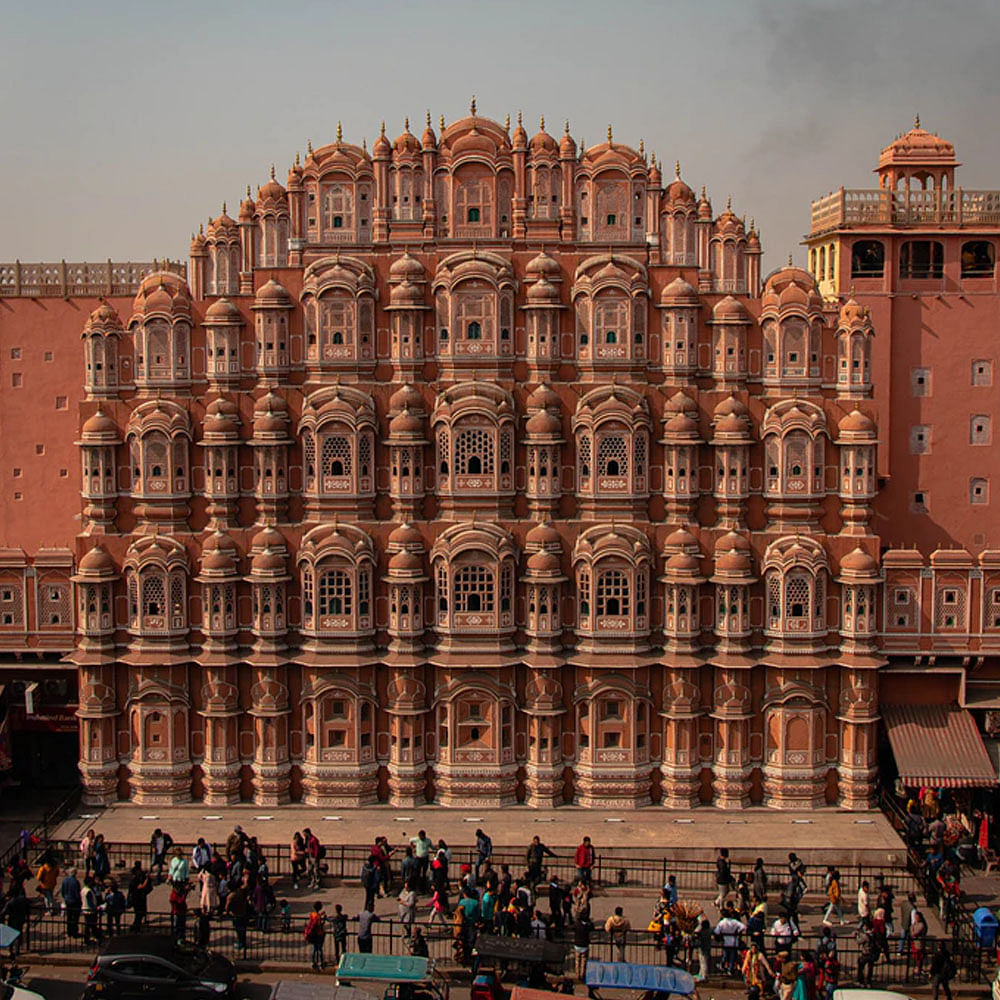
xmin=0 ymin=109 xmax=998 ymax=807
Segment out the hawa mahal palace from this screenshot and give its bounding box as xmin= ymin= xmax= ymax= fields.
xmin=1 ymin=106 xmax=999 ymax=809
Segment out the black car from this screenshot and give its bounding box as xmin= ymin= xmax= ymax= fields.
xmin=84 ymin=934 xmax=237 ymax=1000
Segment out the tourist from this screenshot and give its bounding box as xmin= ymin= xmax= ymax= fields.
xmin=360 ymin=856 xmax=379 ymax=912
xmin=199 ymin=867 xmax=219 ymax=915
xmin=34 ymin=854 xmax=59 ymax=915
xmin=573 ymin=909 xmax=593 ymax=981
xmin=823 ymin=867 xmax=843 ymax=925
xmin=428 ymin=882 xmax=450 ymax=927
xmin=410 ymin=926 xmax=429 ymax=958
xmin=104 ymin=880 xmax=126 ymax=937
xmin=253 ymin=876 xmax=275 ymax=932
xmin=770 ymin=910 xmax=800 ymax=955
xmin=356 ymin=904 xmax=379 ymax=953
xmin=547 ymin=876 xmax=564 ymax=932
xmin=694 ymin=916 xmax=713 ymax=981
xmin=930 ymin=942 xmax=956 ymax=1000
xmin=714 ymin=847 xmax=733 ymax=910
xmin=410 ymin=829 xmax=433 ymax=891
xmin=746 ymin=902 xmax=766 ymax=952
xmin=525 ymin=835 xmax=556 ymax=888
xmin=604 ymin=905 xmax=630 ymax=961
xmin=127 ymin=861 xmax=152 ymax=932
xmin=715 ymin=903 xmax=746 ymax=975
xmin=149 ymin=827 xmax=173 ymax=881
xmin=331 ymin=903 xmax=348 ymax=964
xmin=224 ymin=880 xmax=249 ymax=955
xmin=290 ymin=831 xmax=307 ymax=889
xmin=1 ymin=887 xmax=28 ymax=956
xmin=60 ymin=867 xmax=82 ymax=938
xmin=169 ymin=879 xmax=189 ymax=944
xmin=474 ymin=827 xmax=493 ymax=884
xmin=855 ymin=918 xmax=876 ymax=987
xmin=225 ymin=825 xmax=246 ymax=858
xmin=398 ymin=878 xmax=417 ymax=938
xmin=192 ymin=837 xmax=211 ymax=872
xmin=898 ymin=891 xmax=917 ymax=955
xmin=857 ymin=879 xmax=870 ymax=923
xmin=910 ymin=906 xmax=928 ymax=977
xmin=819 ymin=948 xmax=840 ymax=1000
xmin=574 ymin=835 xmax=596 ymax=885
xmin=81 ymin=875 xmax=103 ymax=946
xmin=79 ymin=828 xmax=96 ymax=876
xmin=752 ymin=857 xmax=769 ymax=903
xmin=400 ymin=845 xmax=419 ymax=890
xmin=304 ymin=901 xmax=327 ymax=970
xmin=742 ymin=941 xmax=773 ymax=992
xmin=169 ymin=846 xmax=190 ymax=886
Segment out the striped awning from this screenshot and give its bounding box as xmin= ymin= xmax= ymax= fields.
xmin=883 ymin=703 xmax=998 ymax=788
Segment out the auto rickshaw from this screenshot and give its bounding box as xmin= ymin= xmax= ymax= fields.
xmin=335 ymin=953 xmax=449 ymax=1000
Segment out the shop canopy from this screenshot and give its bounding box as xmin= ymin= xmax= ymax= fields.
xmin=883 ymin=703 xmax=998 ymax=788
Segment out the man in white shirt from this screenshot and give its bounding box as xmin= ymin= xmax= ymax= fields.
xmin=858 ymin=879 xmax=870 ymax=922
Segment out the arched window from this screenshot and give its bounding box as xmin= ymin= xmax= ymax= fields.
xmin=851 ymin=240 xmax=885 ymax=278
xmin=454 ymin=428 xmax=495 ymax=476
xmin=962 ymin=241 xmax=995 ymax=278
xmin=596 ymin=569 xmax=629 ymax=617
xmin=467 ymin=321 xmax=482 ymax=340
xmin=900 ymin=240 xmax=944 ymax=279
xmin=454 ymin=565 xmax=495 ymax=614
xmin=467 ymin=207 xmax=480 ymax=223
xmin=318 ymin=569 xmax=352 ymax=616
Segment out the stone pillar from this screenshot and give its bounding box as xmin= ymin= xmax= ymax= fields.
xmin=199 ymin=666 xmax=241 ymax=805
xmin=710 ymin=667 xmax=751 ymax=808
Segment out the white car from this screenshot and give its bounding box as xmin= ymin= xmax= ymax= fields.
xmin=2 ymin=986 xmax=46 ymax=1000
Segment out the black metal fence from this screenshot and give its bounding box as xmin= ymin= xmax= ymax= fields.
xmin=12 ymin=909 xmax=988 ymax=984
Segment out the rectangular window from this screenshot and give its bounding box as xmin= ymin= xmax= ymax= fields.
xmin=911 ymin=368 xmax=931 ymax=397
xmin=972 ymin=360 xmax=993 ymax=387
xmin=894 ymin=589 xmax=911 ymax=605
xmin=910 ymin=426 xmax=930 ymax=455
xmin=911 ymin=491 xmax=928 ymax=513
xmin=11 ymin=373 xmax=22 ymax=388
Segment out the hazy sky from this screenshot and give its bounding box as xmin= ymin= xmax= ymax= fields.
xmin=2 ymin=0 xmax=998 ymax=271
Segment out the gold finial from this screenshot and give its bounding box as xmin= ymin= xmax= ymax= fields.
xmin=439 ymin=114 xmax=445 ymax=131
xmin=198 ymin=223 xmax=204 ymax=234
xmin=675 ymin=160 xmax=681 ymax=179
xmin=639 ymin=138 xmax=645 ymax=159
xmin=336 ymin=121 xmax=343 ymax=142
xmin=504 ymin=113 xmax=510 ymax=130
xmin=749 ymin=217 xmax=755 ymax=232
xmin=540 ymin=114 xmax=545 ymax=131
xmin=362 ymin=137 xmax=367 ymax=153
xmin=470 ymin=95 xmax=477 ymax=115
xmin=726 ymin=195 xmax=731 ymax=210
xmin=564 ymin=119 xmax=570 ymax=134
xmin=307 ymin=139 xmax=313 ymax=154
xmin=269 ymin=164 xmax=275 ymax=179
xmin=426 ymin=109 xmax=431 ymax=128
xmin=700 ymin=185 xmax=706 ymax=200
xmin=788 ymin=253 xmax=793 ymax=267
xmin=404 ymin=116 xmax=409 ymax=131
xmin=295 ymin=151 xmax=300 ymax=166
xmin=222 ymin=201 xmax=227 ymax=214
xmin=914 ymin=113 xmax=920 ymax=128
xmin=246 ymin=185 xmax=251 ymax=198
xmin=607 ymin=123 xmax=613 ymax=143
xmin=517 ymin=109 xmax=523 ymax=127
xmin=849 ymin=283 xmax=856 ymax=297
xmin=380 ymin=120 xmax=385 ymax=136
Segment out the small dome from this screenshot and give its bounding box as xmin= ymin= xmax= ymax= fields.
xmin=716 ymin=549 xmax=752 ymax=574
xmin=714 ymin=395 xmax=748 ymax=419
xmin=78 ymin=545 xmax=116 ymax=574
xmin=253 ymin=392 xmax=288 ymax=433
xmin=389 ymin=251 xmax=425 ymax=282
xmin=251 ymin=524 xmax=286 ymax=552
xmin=257 ymin=167 xmax=287 ymax=207
xmin=388 ymin=522 xmax=424 ymax=549
xmin=527 ymin=550 xmax=560 ymax=573
xmin=525 ymin=521 xmax=561 ymax=548
xmin=697 ymin=188 xmax=712 ymax=219
xmin=761 ymin=267 xmax=823 ymax=316
xmin=84 ymin=299 xmax=123 ymax=332
xmin=711 ymin=295 xmax=751 ymax=324
xmin=663 ymin=411 xmax=700 ymax=437
xmin=529 ymin=120 xmax=557 ymax=155
xmin=527 ymin=383 xmax=561 ymax=411
xmin=666 ymin=551 xmax=701 ymax=574
xmin=716 ymin=204 xmax=744 ymax=235
xmin=388 ymin=550 xmax=423 ymax=573
xmin=840 ymin=548 xmax=878 ymax=574
xmin=81 ymin=408 xmax=118 ymax=437
xmin=525 ymin=408 xmax=561 ymax=436
xmin=665 ymin=527 xmax=698 ymax=550
xmin=527 ymin=277 xmax=560 ymax=303
xmin=209 ymin=207 xmax=238 ymax=237
xmin=204 ymin=297 xmax=242 ymax=324
xmin=839 ymin=296 xmax=871 ymax=329
xmin=663 ymin=390 xmax=697 ymax=415
xmin=666 ymin=164 xmax=696 ymax=206
xmin=879 ymin=120 xmax=957 ymax=168
xmin=389 ymin=383 xmax=423 ymax=414
xmin=251 ymin=547 xmax=286 ymax=574
xmin=393 ymin=119 xmax=421 ymax=156
xmin=559 ymin=126 xmax=576 ymax=158
xmin=254 ymin=279 xmax=292 ymax=308
xmin=525 ymin=250 xmax=561 ymax=279
xmin=203 ymin=398 xmax=240 ymax=435
xmin=660 ymin=277 xmax=699 ymax=308
xmin=254 ymin=390 xmax=287 ymax=416
xmin=373 ymin=122 xmax=392 ymax=158
xmin=389 ymin=408 xmax=424 ymax=436
xmin=201 ymin=532 xmax=239 ymax=573
xmin=390 ymin=280 xmax=425 ymax=308
xmin=838 ymin=409 xmax=876 ymax=435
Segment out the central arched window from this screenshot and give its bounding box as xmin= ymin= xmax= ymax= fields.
xmin=467 ymin=321 xmax=482 ymax=340
xmin=598 ymin=435 xmax=628 ymax=478
xmin=455 ymin=429 xmax=494 ymax=475
xmin=318 ymin=569 xmax=352 ymax=616
xmin=596 ymin=570 xmax=629 ymax=617
xmin=454 ymin=565 xmax=495 ymax=614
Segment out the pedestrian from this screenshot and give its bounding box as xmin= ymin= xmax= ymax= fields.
xmin=331 ymin=903 xmax=348 ymax=964
xmin=910 ymin=907 xmax=928 ymax=977
xmin=290 ymin=831 xmax=307 ymax=889
xmin=305 ymin=828 xmax=322 ymax=889
xmin=304 ymin=901 xmax=327 ymax=970
xmin=356 ymin=905 xmax=380 ymax=953
xmin=224 ymin=882 xmax=249 ymax=955
xmin=253 ymin=877 xmax=275 ymax=932
xmin=752 ymin=857 xmax=768 ymax=903
xmin=746 ymin=902 xmax=766 ymax=952
xmin=127 ymin=861 xmax=152 ymax=932
xmin=898 ymin=891 xmax=917 ymax=956
xmin=169 ymin=846 xmax=189 ymax=886
xmin=410 ymin=926 xmax=429 ymax=958
xmin=169 ymin=880 xmax=189 ymax=944
xmin=149 ymin=827 xmax=173 ymax=881
xmin=714 ymin=848 xmax=733 ymax=910
xmin=430 ymin=849 xmax=449 ymax=895
xmin=856 ymin=918 xmax=876 ymax=987
xmin=428 ymin=883 xmax=450 ymax=927
xmin=695 ymin=916 xmax=713 ymax=981
xmin=34 ymin=854 xmax=59 ymax=915
xmin=361 ymin=856 xmax=379 ymax=912
xmin=604 ymin=905 xmax=630 ymax=962
xmin=60 ymin=867 xmax=82 ymax=938
xmin=573 ymin=910 xmax=593 ymax=982
xmin=400 ymin=846 xmax=419 ymax=891
xmin=225 ymin=825 xmax=246 ymax=858
xmin=474 ymin=828 xmax=493 ymax=885
xmin=105 ymin=880 xmax=126 ymax=937
xmin=92 ymin=835 xmax=110 ymax=881
xmin=80 ymin=828 xmax=96 ymax=876
xmin=574 ymin=836 xmax=596 ymax=885
xmin=857 ymin=879 xmax=870 ymax=922
xmin=192 ymin=837 xmax=212 ymax=872
xmin=525 ymin=835 xmax=556 ymax=888
xmin=398 ymin=879 xmax=417 ymax=938
xmin=742 ymin=941 xmax=774 ymax=993
xmin=81 ymin=875 xmax=103 ymax=946
xmin=771 ymin=910 xmax=800 ymax=955
xmin=199 ymin=868 xmax=219 ymax=915
xmin=1 ymin=887 xmax=28 ymax=957
xmin=823 ymin=867 xmax=843 ymax=925
xmin=410 ymin=830 xmax=433 ymax=892
xmin=714 ymin=904 xmax=746 ymax=974
xmin=548 ymin=876 xmax=564 ymax=932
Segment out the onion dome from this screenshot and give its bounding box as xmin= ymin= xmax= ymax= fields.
xmin=716 ymin=198 xmax=744 ymax=235
xmin=666 ymin=161 xmax=695 ymax=206
xmin=664 ymin=389 xmax=697 ymax=416
xmin=202 ymin=397 xmax=240 ymax=436
xmin=421 ymin=110 xmax=437 ymax=150
xmin=747 ymin=220 xmax=760 ymax=249
xmin=711 ymin=531 xmax=754 ymax=580
xmin=250 ymin=547 xmax=286 ymax=575
xmin=287 ymin=152 xmax=303 ymax=189
xmin=77 ymin=545 xmax=118 ymax=578
xmin=879 ymin=117 xmax=958 ymax=169
xmin=529 ymin=116 xmax=557 ymax=155
xmin=257 ymin=166 xmax=287 ymax=208
xmin=697 ymin=186 xmax=712 ymax=219
xmin=388 ymin=549 xmax=423 ymax=574
xmin=389 ymin=251 xmax=425 ymax=282
xmin=390 ymin=280 xmax=425 ymax=308
xmin=132 ymin=271 xmax=192 ymax=319
xmin=710 ymin=295 xmax=751 ymax=324
xmin=840 ymin=546 xmax=881 ymax=583
xmin=662 ymin=410 xmax=700 ymax=440
xmin=200 ymin=531 xmax=239 ymax=575
xmin=83 ymin=299 xmax=124 ymax=335
xmin=393 ymin=117 xmax=420 ymax=156
xmin=559 ymin=120 xmax=576 ymax=158
xmin=664 ymin=550 xmax=702 ymax=576
xmin=526 ymin=549 xmax=561 ymax=575
xmin=389 ymin=407 xmax=424 ymax=437
xmin=525 ymin=407 xmax=561 ymax=436
xmin=525 ymin=250 xmax=561 ymax=280
xmin=389 ymin=382 xmax=424 ymax=414
xmin=387 ymin=521 xmax=424 ymax=552
xmin=251 ymin=524 xmax=286 ymax=553
xmin=648 ymin=156 xmax=662 ymax=187
xmin=190 ymin=226 xmax=207 ymax=253
xmin=254 ymin=278 xmax=292 ymax=309
xmin=838 ymin=295 xmax=872 ymax=330
xmin=203 ymin=297 xmax=242 ymax=325
xmin=665 ymin=527 xmax=699 ymax=551
xmin=526 ymin=277 xmax=560 ymax=304
xmin=208 ymin=204 xmax=239 ymax=238
xmin=525 ymin=520 xmax=562 ymax=552
xmin=659 ymin=276 xmax=699 ymax=308
xmin=80 ymin=407 xmax=120 ymax=440
xmin=712 ymin=395 xmax=751 ymax=439
xmin=837 ymin=409 xmax=877 ymax=443
xmin=527 ymin=382 xmax=561 ymax=412
xmin=252 ymin=391 xmax=289 ymax=435
xmin=761 ymin=267 xmax=823 ymax=316
xmin=373 ymin=121 xmax=392 ymax=158
xmin=238 ymin=187 xmax=255 ymax=222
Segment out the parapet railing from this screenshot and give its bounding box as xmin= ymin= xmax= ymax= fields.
xmin=0 ymin=260 xmax=186 ymax=298
xmin=810 ymin=187 xmax=1000 ymax=235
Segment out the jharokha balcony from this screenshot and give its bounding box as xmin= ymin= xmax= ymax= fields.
xmin=810 ymin=187 xmax=1000 ymax=236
